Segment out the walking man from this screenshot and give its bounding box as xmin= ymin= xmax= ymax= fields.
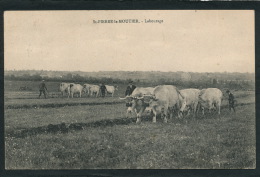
xmin=226 ymin=90 xmax=235 ymax=112
xmin=39 ymin=80 xmax=48 ymax=99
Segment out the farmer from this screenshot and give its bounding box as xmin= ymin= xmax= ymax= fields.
xmin=100 ymin=83 xmax=107 ymax=98
xmin=226 ymin=90 xmax=235 ymax=112
xmin=125 ymin=80 xmax=136 ymax=96
xmin=38 ymin=80 xmax=48 ymax=99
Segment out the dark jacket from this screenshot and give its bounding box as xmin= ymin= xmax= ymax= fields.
xmin=228 ymin=93 xmax=235 ymax=103
xmin=39 ymin=82 xmax=47 ymax=91
xmin=100 ymin=85 xmax=107 ymax=92
xmin=125 ymin=85 xmax=136 ymax=96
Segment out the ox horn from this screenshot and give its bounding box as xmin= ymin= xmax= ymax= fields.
xmin=146 ymin=94 xmax=155 ymax=98
xmin=143 ymin=94 xmax=156 ymax=100
xmin=142 ymin=94 xmax=154 ymax=98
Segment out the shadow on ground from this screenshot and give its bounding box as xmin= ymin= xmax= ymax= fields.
xmin=6 ymin=116 xmax=145 ymax=138
xmin=5 ymin=101 xmax=123 ymax=109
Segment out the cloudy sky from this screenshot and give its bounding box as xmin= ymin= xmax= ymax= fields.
xmin=4 ymin=10 xmax=254 ymax=73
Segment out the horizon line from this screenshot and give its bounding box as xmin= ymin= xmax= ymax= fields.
xmin=4 ymin=69 xmax=255 ymax=74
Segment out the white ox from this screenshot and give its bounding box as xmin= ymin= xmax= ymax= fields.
xmin=198 ymin=88 xmax=223 ymax=115
xmin=120 ymin=87 xmax=155 ymax=122
xmin=142 ymin=85 xmax=183 ymax=123
xmin=105 ymin=85 xmax=118 ymax=97
xmin=179 ymin=88 xmax=201 ymax=117
xmin=83 ymin=84 xmax=93 ymax=96
xmin=70 ymin=84 xmax=83 ymax=98
xmin=89 ymin=85 xmax=100 ymax=97
xmin=59 ymin=82 xmax=74 ymax=98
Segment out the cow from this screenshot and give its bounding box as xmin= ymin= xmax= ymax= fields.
xmin=142 ymin=85 xmax=183 ymax=123
xmin=70 ymin=84 xmax=83 ymax=98
xmin=119 ymin=87 xmax=155 ymax=122
xmin=105 ymin=85 xmax=118 ymax=97
xmin=60 ymin=82 xmax=74 ymax=98
xmin=89 ymin=85 xmax=100 ymax=97
xmin=198 ymin=88 xmax=223 ymax=115
xmin=179 ymin=88 xmax=201 ymax=117
xmin=83 ymin=84 xmax=93 ymax=97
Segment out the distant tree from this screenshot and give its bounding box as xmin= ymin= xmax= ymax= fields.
xmin=31 ymin=74 xmax=42 ymax=81
xmin=65 ymin=73 xmax=73 ymax=80
xmin=10 ymin=74 xmax=15 ymax=80
xmin=212 ymin=78 xmax=217 ymax=85
xmin=21 ymin=74 xmax=30 ymax=80
xmin=73 ymin=74 xmax=84 ymax=82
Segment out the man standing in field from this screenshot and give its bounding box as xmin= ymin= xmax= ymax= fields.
xmin=38 ymin=80 xmax=48 ymax=99
xmin=124 ymin=80 xmax=136 ymax=108
xmin=125 ymin=81 xmax=136 ymax=96
xmin=226 ymin=90 xmax=236 ymax=112
xmin=100 ymin=83 xmax=107 ymax=98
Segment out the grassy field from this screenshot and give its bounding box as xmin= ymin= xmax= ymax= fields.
xmin=4 ymin=81 xmax=256 ymax=169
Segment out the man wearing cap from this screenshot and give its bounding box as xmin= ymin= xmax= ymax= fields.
xmin=125 ymin=81 xmax=136 ymax=96
xmin=226 ymin=90 xmax=235 ymax=112
xmin=39 ymin=80 xmax=48 ymax=99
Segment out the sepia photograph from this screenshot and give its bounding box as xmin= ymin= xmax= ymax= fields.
xmin=4 ymin=10 xmax=255 ymax=169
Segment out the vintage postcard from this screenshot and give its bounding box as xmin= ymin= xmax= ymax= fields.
xmin=4 ymin=10 xmax=255 ymax=169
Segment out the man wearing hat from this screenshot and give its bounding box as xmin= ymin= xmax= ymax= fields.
xmin=125 ymin=81 xmax=136 ymax=96
xmin=39 ymin=80 xmax=48 ymax=99
xmin=226 ymin=90 xmax=235 ymax=112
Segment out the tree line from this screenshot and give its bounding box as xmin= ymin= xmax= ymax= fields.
xmin=4 ymin=73 xmax=254 ymax=90
xmin=5 ymin=73 xmax=129 ymax=84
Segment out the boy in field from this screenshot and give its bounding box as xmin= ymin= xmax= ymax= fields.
xmin=226 ymin=90 xmax=236 ymax=112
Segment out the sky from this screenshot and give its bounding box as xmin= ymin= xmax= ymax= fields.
xmin=4 ymin=10 xmax=255 ymax=73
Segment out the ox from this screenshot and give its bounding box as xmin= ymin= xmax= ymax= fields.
xmin=60 ymin=82 xmax=74 ymax=98
xmin=142 ymin=85 xmax=183 ymax=123
xmin=120 ymin=87 xmax=155 ymax=122
xmin=198 ymin=88 xmax=223 ymax=115
xmin=105 ymin=85 xmax=118 ymax=97
xmin=89 ymin=85 xmax=100 ymax=97
xmin=70 ymin=84 xmax=83 ymax=98
xmin=179 ymin=88 xmax=201 ymax=117
xmin=83 ymin=84 xmax=93 ymax=97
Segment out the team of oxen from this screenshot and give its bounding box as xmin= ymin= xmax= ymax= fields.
xmin=59 ymin=82 xmax=224 ymax=123
xmin=120 ymin=85 xmax=223 ymax=123
xmin=59 ymin=82 xmax=118 ymax=98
